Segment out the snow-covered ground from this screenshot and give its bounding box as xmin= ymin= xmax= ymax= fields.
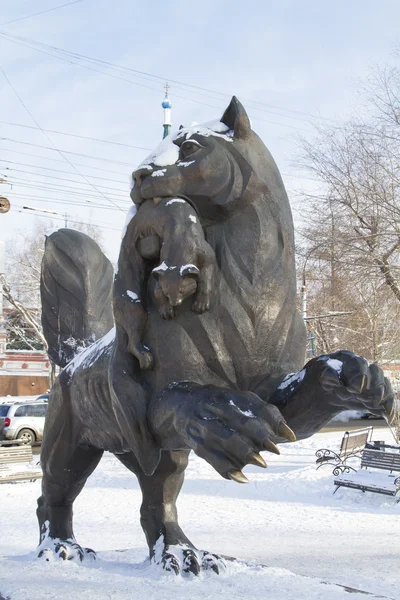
xmin=1 ymin=429 xmax=399 ymax=600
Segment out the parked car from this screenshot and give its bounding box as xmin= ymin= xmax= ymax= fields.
xmin=0 ymin=396 xmax=48 ymax=445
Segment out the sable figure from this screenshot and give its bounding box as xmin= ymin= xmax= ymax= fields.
xmin=113 ymin=196 xmax=216 ymax=369
xmin=37 ymin=97 xmax=394 ymax=575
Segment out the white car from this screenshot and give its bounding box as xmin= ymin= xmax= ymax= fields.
xmin=0 ymin=395 xmax=49 ymax=445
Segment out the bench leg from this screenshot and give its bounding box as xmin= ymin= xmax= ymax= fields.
xmin=333 ymin=486 xmax=340 ymax=495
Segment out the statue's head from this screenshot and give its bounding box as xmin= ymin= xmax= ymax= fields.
xmin=152 ymin=264 xmax=199 ymax=307
xmin=130 ymin=97 xmax=291 ymax=226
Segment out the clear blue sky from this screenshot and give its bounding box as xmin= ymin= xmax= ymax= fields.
xmin=1 ymin=0 xmax=399 ymax=263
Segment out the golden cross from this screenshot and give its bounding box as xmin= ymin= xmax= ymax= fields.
xmin=165 ymin=82 xmax=170 ymax=95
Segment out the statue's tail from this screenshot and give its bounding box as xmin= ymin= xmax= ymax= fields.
xmin=40 ymin=229 xmax=114 ymax=367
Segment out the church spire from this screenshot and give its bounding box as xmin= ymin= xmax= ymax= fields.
xmin=162 ymin=82 xmax=172 ymax=139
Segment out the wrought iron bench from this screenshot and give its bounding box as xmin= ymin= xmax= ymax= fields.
xmin=315 ymin=426 xmax=373 ymax=475
xmin=0 ymin=441 xmax=42 ymax=483
xmin=333 ymin=448 xmax=400 ymax=500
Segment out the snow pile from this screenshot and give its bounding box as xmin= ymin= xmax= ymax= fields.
xmin=0 ymin=429 xmax=399 ymax=599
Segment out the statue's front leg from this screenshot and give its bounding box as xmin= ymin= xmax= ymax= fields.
xmin=268 ymin=351 xmax=394 ymax=440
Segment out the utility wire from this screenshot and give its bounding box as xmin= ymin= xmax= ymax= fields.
xmin=0 ymin=159 xmax=127 ymax=184
xmin=0 ymin=119 xmax=152 ymax=151
xmin=0 ymin=29 xmax=336 ymax=126
xmin=0 ymin=137 xmax=134 ymax=166
xmin=0 ymin=1 xmax=85 ymax=27
xmin=0 ymin=32 xmax=313 ymax=132
xmin=0 ymin=65 xmax=126 ymax=212
xmin=0 ymin=148 xmax=128 ymax=174
xmin=13 ymin=203 xmax=121 ymax=232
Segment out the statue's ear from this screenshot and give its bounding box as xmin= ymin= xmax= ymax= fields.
xmin=180 ymin=264 xmax=200 ymax=278
xmin=220 ymin=96 xmax=251 ymax=139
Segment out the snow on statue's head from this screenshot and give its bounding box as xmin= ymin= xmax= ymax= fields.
xmin=130 ymin=97 xmax=293 ymax=233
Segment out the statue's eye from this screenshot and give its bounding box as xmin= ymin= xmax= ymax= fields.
xmin=180 ymin=140 xmax=201 ymax=159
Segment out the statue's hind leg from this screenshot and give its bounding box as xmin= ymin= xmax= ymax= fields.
xmin=37 ymin=386 xmax=104 ymax=561
xmin=116 ymin=450 xmax=225 ymax=575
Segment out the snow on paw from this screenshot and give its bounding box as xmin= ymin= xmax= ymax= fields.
xmin=37 ymin=537 xmax=96 ymax=562
xmin=181 ymin=548 xmax=201 ymax=575
xmin=160 ymin=552 xmax=180 ymax=575
xmin=201 ymin=551 xmax=226 ymax=574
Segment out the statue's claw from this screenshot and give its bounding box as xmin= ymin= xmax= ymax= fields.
xmin=228 ymin=470 xmax=249 ymax=483
xmin=278 ymin=421 xmax=296 ymax=442
xmin=263 ymin=439 xmax=280 ymax=455
xmin=247 ymin=452 xmax=267 ymax=468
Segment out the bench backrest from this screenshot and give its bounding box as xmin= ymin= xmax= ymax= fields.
xmin=340 ymin=427 xmax=373 ymax=457
xmin=361 ymin=448 xmax=400 ymax=473
xmin=0 ymin=445 xmax=33 ymax=464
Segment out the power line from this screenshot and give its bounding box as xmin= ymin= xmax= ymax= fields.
xmin=0 ymin=137 xmax=134 ymax=166
xmin=0 ymin=159 xmax=127 ymax=184
xmin=6 ymin=192 xmax=126 ymax=211
xmin=0 ymin=1 xmax=85 ymax=27
xmin=0 ymin=119 xmax=152 ymax=151
xmin=0 ymin=147 xmax=128 ymax=175
xmin=0 ymin=32 xmax=314 ymax=133
xmin=4 ymin=168 xmax=127 ymax=192
xmin=0 ymin=29 xmax=337 ymax=126
xmin=13 ymin=203 xmax=121 ymax=232
xmin=6 ymin=177 xmax=128 ymax=200
xmin=0 ymin=65 xmax=126 ymax=213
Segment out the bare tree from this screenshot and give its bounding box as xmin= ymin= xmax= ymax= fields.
xmin=296 ymin=61 xmax=400 ymax=361
xmin=2 ymin=220 xmax=104 ymax=348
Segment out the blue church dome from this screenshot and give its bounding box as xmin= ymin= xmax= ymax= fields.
xmin=162 ymin=96 xmax=172 ymax=109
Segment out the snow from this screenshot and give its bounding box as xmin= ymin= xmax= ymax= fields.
xmin=277 ymin=369 xmax=306 ymax=390
xmin=64 ymin=328 xmax=115 ymax=376
xmin=325 ymin=358 xmax=343 ymax=374
xmin=177 ymin=160 xmax=195 ymax=168
xmin=137 ymin=119 xmax=233 ymax=169
xmin=179 ymin=264 xmax=199 ymax=276
xmin=121 ymin=205 xmax=137 ymax=240
xmin=151 ymin=169 xmax=166 ymax=178
xmin=188 ymin=215 xmax=197 ymax=223
xmin=152 ymin=261 xmax=177 ymax=274
xmin=335 ymin=466 xmax=400 ymax=493
xmin=228 ymin=399 xmax=255 ymax=417
xmin=126 ymin=290 xmax=139 ymax=302
xmin=165 ymin=198 xmax=186 ymax=206
xmin=1 ymin=427 xmax=399 ymax=599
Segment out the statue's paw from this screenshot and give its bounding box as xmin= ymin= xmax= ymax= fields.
xmin=316 ymin=351 xmax=394 ymax=419
xmin=37 ymin=538 xmax=96 ymax=562
xmin=159 ymin=305 xmax=175 ymax=320
xmin=130 ymin=343 xmax=154 ymax=370
xmin=137 ymin=349 xmax=154 ymax=370
xmin=192 ymin=295 xmax=210 ymax=314
xmin=200 ymin=550 xmax=226 ymax=574
xmin=159 ymin=383 xmax=294 ymax=482
xmin=152 ymin=541 xmax=225 ymax=576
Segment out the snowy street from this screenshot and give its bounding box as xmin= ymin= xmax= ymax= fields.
xmin=0 ymin=427 xmax=399 ymax=600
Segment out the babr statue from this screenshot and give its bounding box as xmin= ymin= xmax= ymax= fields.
xmin=37 ymin=97 xmax=394 ymax=575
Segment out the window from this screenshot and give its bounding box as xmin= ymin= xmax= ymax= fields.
xmin=26 ymin=404 xmax=47 ymax=417
xmin=14 ymin=406 xmax=28 ymax=417
xmin=0 ymin=406 xmax=11 ymax=417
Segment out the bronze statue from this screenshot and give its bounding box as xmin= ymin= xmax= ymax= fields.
xmin=37 ymin=97 xmax=394 ymax=575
